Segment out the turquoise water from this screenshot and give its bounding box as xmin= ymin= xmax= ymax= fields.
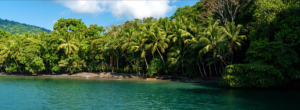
xmin=0 ymin=76 xmax=299 ymax=110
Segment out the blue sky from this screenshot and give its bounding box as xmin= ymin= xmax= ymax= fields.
xmin=0 ymin=0 xmax=199 ymax=30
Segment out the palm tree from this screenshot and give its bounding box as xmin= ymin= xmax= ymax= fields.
xmin=158 ymin=17 xmax=172 ymax=37
xmin=0 ymin=40 xmax=14 ymax=60
xmin=104 ymin=35 xmax=118 ymax=73
xmin=122 ymin=26 xmax=142 ymax=73
xmin=0 ymin=40 xmax=14 ymax=72
xmin=57 ymin=32 xmax=79 ymax=56
xmin=167 ymin=47 xmax=195 ymax=75
xmin=189 ymin=18 xmax=228 ymax=77
xmin=168 ymin=17 xmax=193 ymax=50
xmin=221 ymin=22 xmax=247 ymax=63
xmin=197 ymin=19 xmax=227 ymax=58
xmin=57 ymin=32 xmax=79 ymax=73
xmin=9 ymin=34 xmax=32 ymax=73
xmin=142 ymin=24 xmax=170 ymax=66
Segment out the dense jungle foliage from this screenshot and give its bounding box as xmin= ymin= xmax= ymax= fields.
xmin=0 ymin=0 xmax=300 ymax=87
xmin=0 ymin=18 xmax=50 ymax=34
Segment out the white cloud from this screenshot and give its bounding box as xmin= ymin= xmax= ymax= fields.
xmin=58 ymin=0 xmax=105 ymax=14
xmin=57 ymin=0 xmax=176 ymax=19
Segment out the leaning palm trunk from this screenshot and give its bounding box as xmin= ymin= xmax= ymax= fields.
xmin=144 ymin=55 xmax=149 ymax=69
xmin=221 ymin=59 xmax=227 ymax=66
xmin=214 ymin=63 xmax=218 ymax=75
xmin=197 ymin=63 xmax=205 ymax=77
xmin=202 ymin=63 xmax=207 ymax=77
xmin=121 ymin=51 xmax=134 ymax=66
xmin=137 ymin=61 xmax=140 ymax=74
xmin=156 ymin=48 xmax=165 ymax=66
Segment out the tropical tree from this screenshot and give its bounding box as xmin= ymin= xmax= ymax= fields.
xmin=57 ymin=32 xmax=79 ymax=56
xmin=142 ymin=24 xmax=170 ymax=66
xmin=168 ymin=17 xmax=193 ymax=50
xmin=221 ymin=21 xmax=246 ymax=63
xmin=57 ymin=32 xmax=79 ymax=73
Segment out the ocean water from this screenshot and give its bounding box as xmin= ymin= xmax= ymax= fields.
xmin=0 ymin=76 xmax=299 ymax=110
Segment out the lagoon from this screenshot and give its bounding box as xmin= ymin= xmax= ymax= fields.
xmin=0 ymin=76 xmax=299 ymax=109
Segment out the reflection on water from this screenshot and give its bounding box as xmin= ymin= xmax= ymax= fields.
xmin=0 ymin=76 xmax=299 ymax=109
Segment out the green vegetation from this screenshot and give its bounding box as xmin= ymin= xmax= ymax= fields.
xmin=0 ymin=18 xmax=50 ymax=34
xmin=220 ymin=64 xmax=283 ymax=87
xmin=0 ymin=0 xmax=299 ymax=87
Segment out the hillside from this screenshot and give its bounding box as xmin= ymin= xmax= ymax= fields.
xmin=0 ymin=18 xmax=50 ymax=34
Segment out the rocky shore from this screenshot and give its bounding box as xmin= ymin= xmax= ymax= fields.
xmin=0 ymin=72 xmax=220 ymax=83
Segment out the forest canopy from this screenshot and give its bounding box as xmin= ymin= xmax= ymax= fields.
xmin=0 ymin=0 xmax=299 ymax=87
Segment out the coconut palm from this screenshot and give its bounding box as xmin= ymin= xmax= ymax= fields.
xmin=142 ymin=24 xmax=170 ymax=66
xmin=0 ymin=40 xmax=15 ymax=72
xmin=168 ymin=17 xmax=193 ymax=50
xmin=221 ymin=22 xmax=247 ymax=63
xmin=197 ymin=19 xmax=228 ymax=58
xmin=57 ymin=32 xmax=79 ymax=56
xmin=0 ymin=40 xmax=14 ymax=60
xmin=188 ymin=18 xmax=228 ymax=77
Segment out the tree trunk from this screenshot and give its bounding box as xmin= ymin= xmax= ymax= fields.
xmin=69 ymin=67 xmax=72 ymax=74
xmin=197 ymin=63 xmax=204 ymax=77
xmin=99 ymin=64 xmax=101 ymax=72
xmin=221 ymin=63 xmax=224 ymax=70
xmin=106 ymin=63 xmax=108 ymax=71
xmin=214 ymin=63 xmax=218 ymax=75
xmin=110 ymin=56 xmax=113 ymax=73
xmin=129 ymin=65 xmax=132 ymax=73
xmin=121 ymin=51 xmax=134 ymax=66
xmin=117 ymin=57 xmax=119 ymax=70
xmin=202 ymin=63 xmax=207 ymax=77
xmin=219 ymin=62 xmax=222 ymax=74
xmin=137 ymin=60 xmax=140 ymax=74
xmin=144 ymin=55 xmax=149 ymax=69
xmin=209 ymin=65 xmax=212 ymax=77
xmin=13 ymin=57 xmax=22 ymax=73
xmin=156 ymin=48 xmax=165 ymax=66
xmin=102 ymin=60 xmax=104 ymax=71
xmin=222 ymin=59 xmax=227 ymax=66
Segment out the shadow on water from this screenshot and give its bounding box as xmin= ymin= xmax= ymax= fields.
xmin=175 ymin=82 xmax=300 ymax=109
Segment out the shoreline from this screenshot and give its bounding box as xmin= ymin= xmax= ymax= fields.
xmin=1 ymin=72 xmax=299 ymax=89
xmin=0 ymin=72 xmax=220 ymax=83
